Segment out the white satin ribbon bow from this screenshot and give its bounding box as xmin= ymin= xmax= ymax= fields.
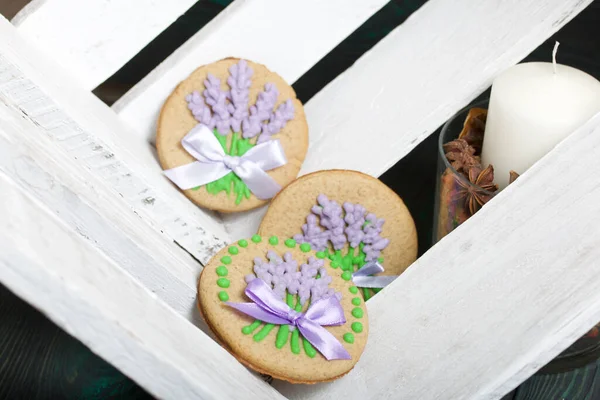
xmin=164 ymin=124 xmax=287 ymax=199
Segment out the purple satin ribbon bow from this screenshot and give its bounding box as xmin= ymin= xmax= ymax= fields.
xmin=352 ymin=261 xmax=398 ymax=288
xmin=226 ymin=279 xmax=351 ymax=360
xmin=164 ymin=124 xmax=287 ymax=199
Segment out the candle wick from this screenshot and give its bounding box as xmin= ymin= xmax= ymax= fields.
xmin=552 ymin=41 xmax=560 ymax=74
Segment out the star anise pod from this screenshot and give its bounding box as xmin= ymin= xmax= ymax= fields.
xmin=454 ymin=164 xmax=498 ymax=215
xmin=509 ymin=170 xmax=520 ymax=185
xmin=458 ymin=108 xmax=487 ymax=154
xmin=443 ymin=139 xmax=481 ymax=173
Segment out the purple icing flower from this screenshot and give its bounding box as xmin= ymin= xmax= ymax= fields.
xmin=294 ymin=194 xmax=346 ymax=251
xmin=362 ymin=213 xmax=390 ymax=261
xmin=245 ymin=252 xmax=339 ymax=316
xmin=295 ymin=194 xmax=389 ymax=261
xmin=184 ymin=60 xmax=296 ymax=141
xmin=242 ymin=83 xmax=278 ymax=139
xmin=343 ymin=202 xmax=367 ymax=248
xmin=203 ymin=74 xmax=231 ymax=135
xmin=186 ymin=91 xmax=212 ymax=127
xmin=226 ymin=60 xmax=253 ymax=133
xmin=257 ymin=100 xmax=295 ymax=144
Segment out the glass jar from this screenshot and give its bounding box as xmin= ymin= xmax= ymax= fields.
xmin=433 ymin=100 xmax=495 ymax=243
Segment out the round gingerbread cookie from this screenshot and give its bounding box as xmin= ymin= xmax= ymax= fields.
xmin=259 ymin=170 xmax=418 ymax=300
xmin=157 ymin=58 xmax=309 ymax=212
xmin=198 ymin=235 xmax=368 ymax=383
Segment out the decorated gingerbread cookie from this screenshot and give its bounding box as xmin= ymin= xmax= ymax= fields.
xmin=158 ymin=58 xmax=309 ymax=212
xmin=198 ymin=235 xmax=368 ymax=383
xmin=259 ymin=170 xmax=418 ymax=300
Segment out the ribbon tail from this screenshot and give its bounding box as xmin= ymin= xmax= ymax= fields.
xmin=353 ymin=261 xmax=385 ymax=277
xmin=352 ymin=275 xmax=398 ymax=288
xmin=234 ymin=162 xmax=282 ymax=200
xmin=351 ymin=261 xmax=396 ymax=289
xmin=225 ymin=302 xmax=290 ymax=325
xmin=298 ymin=319 xmax=351 ymax=360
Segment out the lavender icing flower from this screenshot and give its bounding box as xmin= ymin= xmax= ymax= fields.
xmin=203 ymin=74 xmax=231 ymax=135
xmin=242 ymin=83 xmax=278 ymax=139
xmin=362 ymin=213 xmax=390 ymax=261
xmin=226 ymin=60 xmax=253 ymax=133
xmin=257 ymin=100 xmax=295 ymax=144
xmin=245 ymin=252 xmax=339 ymax=315
xmin=186 ymin=91 xmax=212 ymax=127
xmin=294 ymin=194 xmax=347 ymax=251
xmin=295 ymin=194 xmax=389 ymax=261
xmin=343 ymin=202 xmax=367 ymax=248
xmin=185 ymin=60 xmax=295 ymax=141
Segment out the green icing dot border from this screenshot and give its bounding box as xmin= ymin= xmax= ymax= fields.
xmin=251 ymin=234 xmax=262 ymax=243
xmin=343 ymin=333 xmax=355 ymax=344
xmin=213 ymin=235 xmax=366 ymax=357
xmin=351 ymin=322 xmax=363 ymax=333
xmin=322 ymin=254 xmax=366 ymax=349
xmin=218 ymin=291 xmax=229 ymax=301
xmin=216 ymin=239 xmax=241 ymax=301
xmin=216 ymin=236 xmax=263 ymax=302
xmin=217 ymin=278 xmax=230 ymax=288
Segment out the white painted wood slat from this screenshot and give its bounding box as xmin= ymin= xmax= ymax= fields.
xmin=0 ymin=171 xmax=283 ymax=400
xmin=302 ymin=0 xmax=593 ymax=177
xmin=12 ymin=0 xmax=199 ymax=90
xmin=223 ymin=0 xmax=594 ymax=242
xmin=277 ymin=112 xmax=600 ymax=399
xmin=113 ymin=0 xmax=390 ymax=141
xmin=0 ymin=15 xmax=230 ymax=264
xmin=0 ymin=99 xmax=203 ymax=326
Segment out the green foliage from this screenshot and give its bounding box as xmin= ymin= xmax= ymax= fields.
xmin=193 ymin=130 xmax=254 ymax=205
xmin=325 ymin=244 xmax=380 ymax=299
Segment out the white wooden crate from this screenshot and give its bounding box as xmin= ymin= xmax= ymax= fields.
xmin=1 ymin=0 xmax=599 ymax=398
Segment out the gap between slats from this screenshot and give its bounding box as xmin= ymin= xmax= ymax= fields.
xmin=12 ymin=0 xmax=200 ymax=90
xmin=111 ymin=0 xmax=392 ymax=141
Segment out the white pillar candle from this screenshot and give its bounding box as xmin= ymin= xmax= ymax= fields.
xmin=481 ymin=61 xmax=600 ymax=189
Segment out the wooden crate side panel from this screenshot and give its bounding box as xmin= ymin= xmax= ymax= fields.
xmin=223 ymin=0 xmax=594 ymax=242
xmin=0 ymin=172 xmax=283 ymax=400
xmin=0 ymin=98 xmax=203 ymax=325
xmin=0 ymin=16 xmax=230 ymax=264
xmin=112 ymin=0 xmax=390 ymax=141
xmin=12 ymin=0 xmax=198 ymax=90
xmin=276 ymin=113 xmax=600 ymax=399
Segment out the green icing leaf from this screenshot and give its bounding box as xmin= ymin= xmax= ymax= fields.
xmin=200 ymin=130 xmax=255 ymax=205
xmin=276 ymin=325 xmax=289 ymax=349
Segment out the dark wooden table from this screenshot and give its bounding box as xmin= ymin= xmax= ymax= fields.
xmin=2 ymin=0 xmax=600 ymax=398
xmin=0 ymin=284 xmax=150 ymax=399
